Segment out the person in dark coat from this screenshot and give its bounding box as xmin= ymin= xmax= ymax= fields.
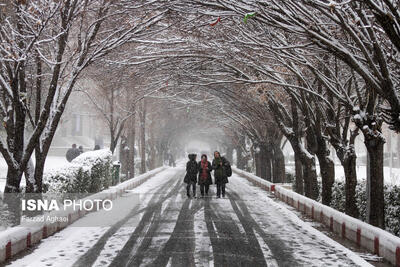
xmin=78 ymin=145 xmax=84 ymax=154
xmin=184 ymin=154 xmax=198 ymax=198
xmin=198 ymin=154 xmax=213 ymax=197
xmin=212 ymin=151 xmax=229 ymax=198
xmin=66 ymin=144 xmax=80 ymax=162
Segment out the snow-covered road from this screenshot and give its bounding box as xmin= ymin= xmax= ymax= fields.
xmin=7 ymin=167 xmax=371 ymax=267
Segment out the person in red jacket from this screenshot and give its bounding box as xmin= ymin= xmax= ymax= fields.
xmin=198 ymin=154 xmax=213 ymax=198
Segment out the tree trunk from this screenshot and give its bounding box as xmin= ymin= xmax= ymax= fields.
xmin=140 ymin=100 xmax=146 ymax=174
xmin=288 ymin=137 xmax=318 ymax=199
xmin=34 ymin=155 xmax=46 ymax=193
xmin=272 ymin=142 xmax=285 ymax=183
xmin=235 ymin=146 xmax=241 ymax=168
xmin=265 ymin=145 xmax=273 ymax=182
xmin=4 ymin=167 xmax=23 ymax=193
xmin=236 ymin=134 xmax=247 ymax=170
xmin=315 ymin=135 xmax=335 ymax=206
xmin=127 ymin=114 xmax=136 ymax=178
xmin=110 ymin=139 xmax=117 ymax=154
xmin=259 ymin=144 xmax=267 ymax=179
xmin=317 ymin=153 xmax=335 ymax=206
xmin=119 ymin=136 xmax=129 ymax=176
xmin=4 ymin=122 xmax=25 ymax=193
xmin=365 ymin=136 xmax=385 ymax=228
xmin=157 ymin=144 xmax=164 ymax=168
xmin=24 ymin=159 xmax=36 ymax=193
xmin=29 ymin=53 xmax=42 ymax=193
xmin=226 ymin=146 xmax=233 ymax=163
xmin=302 ymin=154 xmax=319 ymax=200
xmin=397 ymin=134 xmax=400 ymax=168
xmin=33 ymin=130 xmax=57 ymax=194
xmin=326 ymin=122 xmax=360 ymax=218
xmin=3 ymin=167 xmax=22 ymax=226
xmin=149 ymin=142 xmax=156 ymax=170
xmin=236 ymin=146 xmax=245 ymax=169
xmin=110 ymin=88 xmax=116 ymax=154
xmin=294 ymin=152 xmax=304 ymax=194
xmin=255 ymin=150 xmax=261 ymax=177
xmin=343 ymin=156 xmax=359 ymax=218
xmin=2 ymin=191 xmax=21 ymax=226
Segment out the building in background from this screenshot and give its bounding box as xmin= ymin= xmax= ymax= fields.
xmin=49 ymin=89 xmax=109 ymax=157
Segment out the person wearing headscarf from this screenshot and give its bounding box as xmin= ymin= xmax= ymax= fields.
xmin=184 ymin=153 xmax=198 ymax=198
xmin=198 ymin=154 xmax=213 ymax=197
xmin=212 ymin=151 xmax=229 ymax=198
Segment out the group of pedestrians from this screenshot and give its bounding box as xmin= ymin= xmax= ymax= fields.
xmin=66 ymin=144 xmax=83 ymax=162
xmin=66 ymin=144 xmax=102 ymax=162
xmin=184 ymin=151 xmax=232 ymax=199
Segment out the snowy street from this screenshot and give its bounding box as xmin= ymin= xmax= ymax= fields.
xmin=7 ymin=167 xmax=370 ymax=267
xmin=2 ymin=1 xmax=400 ymax=266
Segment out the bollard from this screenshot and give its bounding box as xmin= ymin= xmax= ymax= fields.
xmin=112 ymin=161 xmax=121 ymax=185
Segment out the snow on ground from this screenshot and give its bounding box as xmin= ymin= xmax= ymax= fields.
xmin=193 ymin=207 xmax=214 ymax=267
xmin=225 ymin=174 xmax=372 ymax=266
xmin=253 ymin=230 xmax=279 ymax=267
xmin=7 ymin=166 xmax=372 ymax=266
xmin=7 ymin=167 xmax=182 ymax=267
xmin=286 ymin=164 xmax=400 ymax=186
xmin=0 ymin=156 xmax=69 ymax=192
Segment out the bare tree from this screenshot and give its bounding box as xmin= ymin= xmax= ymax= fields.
xmin=0 ymin=0 xmax=169 ymax=194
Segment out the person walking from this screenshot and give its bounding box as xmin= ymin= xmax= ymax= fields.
xmin=212 ymin=151 xmax=230 ymax=198
xmin=184 ymin=154 xmax=198 ymax=198
xmin=168 ymin=153 xmax=176 ymax=167
xmin=66 ymin=144 xmax=80 ymax=162
xmin=198 ymin=154 xmax=212 ymax=198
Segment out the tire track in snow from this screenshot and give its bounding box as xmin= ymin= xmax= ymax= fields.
xmin=203 ymin=197 xmax=268 ymax=267
xmin=193 ymin=207 xmax=214 ymax=267
xmin=108 ymin=171 xmax=184 ymax=267
xmin=227 ymin=174 xmax=370 ymax=266
xmin=227 ymin=190 xmax=294 ymax=266
xmin=73 ymin=169 xmax=182 ymax=267
xmin=150 ymin=193 xmax=203 ymax=266
xmin=124 ymin=176 xmax=186 ymax=266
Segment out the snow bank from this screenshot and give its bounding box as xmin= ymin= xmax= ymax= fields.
xmin=71 ymin=149 xmax=112 ymax=166
xmin=233 ymin=167 xmax=275 ymax=192
xmin=233 ymin=167 xmax=400 ymax=266
xmin=43 ymin=149 xmax=113 ymax=194
xmin=0 ymin=166 xmax=167 ymax=264
xmin=285 ymin=165 xmax=400 ymax=186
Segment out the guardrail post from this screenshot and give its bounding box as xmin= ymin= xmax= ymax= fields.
xmin=5 ymin=241 xmax=11 ymax=260
xmin=374 ymin=237 xmax=380 ymax=256
xmin=342 ymin=222 xmax=346 ymax=239
xmin=27 ymin=233 xmax=31 ymax=247
xmin=42 ymin=226 xmax=48 ymax=239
